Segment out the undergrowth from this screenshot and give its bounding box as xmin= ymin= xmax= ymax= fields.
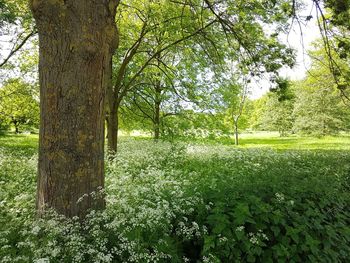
xmin=0 ymin=137 xmax=349 ymax=262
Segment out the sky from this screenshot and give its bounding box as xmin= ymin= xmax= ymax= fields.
xmin=249 ymin=2 xmax=322 ymax=99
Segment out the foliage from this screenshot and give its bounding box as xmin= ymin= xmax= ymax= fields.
xmin=303 ymin=0 xmax=350 ymax=98
xmin=160 ymin=111 xmax=231 ymax=140
xmin=292 ymin=47 xmax=350 ymax=136
xmin=324 ymin=0 xmax=350 ymax=28
xmin=245 ymin=47 xmax=350 ymax=137
xmin=0 ymin=0 xmax=32 ymax=26
xmin=0 ymin=78 xmax=39 ymax=132
xmin=248 ymin=92 xmax=294 ymax=136
xmin=293 ymin=81 xmax=349 ymax=136
xmin=262 ymin=93 xmax=294 ymax=136
xmin=110 ymin=0 xmax=296 ymax=143
xmin=184 ymin=145 xmax=350 ymax=262
xmin=0 ymin=0 xmax=35 ymax=72
xmin=1 ymin=135 xmax=350 ymax=262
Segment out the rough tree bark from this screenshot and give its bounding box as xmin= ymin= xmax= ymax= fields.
xmin=30 ymin=0 xmax=119 ymax=218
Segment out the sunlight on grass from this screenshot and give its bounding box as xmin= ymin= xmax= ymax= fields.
xmin=0 ymin=133 xmax=38 ymax=155
xmin=1 ymin=132 xmax=350 ymax=151
xmin=236 ymin=132 xmax=350 ymax=150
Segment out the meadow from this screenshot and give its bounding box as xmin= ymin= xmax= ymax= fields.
xmin=1 ymin=133 xmax=350 ymax=262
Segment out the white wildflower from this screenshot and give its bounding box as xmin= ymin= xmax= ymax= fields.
xmin=236 ymin=226 xmax=245 ymax=232
xmin=275 ymin=192 xmax=285 ymax=202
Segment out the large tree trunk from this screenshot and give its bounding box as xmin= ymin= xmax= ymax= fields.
xmin=31 ymin=0 xmax=118 ymax=218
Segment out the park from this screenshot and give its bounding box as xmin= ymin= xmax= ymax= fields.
xmin=0 ymin=0 xmax=349 ymax=262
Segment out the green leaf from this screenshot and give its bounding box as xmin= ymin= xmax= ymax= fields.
xmin=233 ymin=203 xmax=252 ymax=225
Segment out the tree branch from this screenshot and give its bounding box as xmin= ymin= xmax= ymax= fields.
xmin=0 ymin=30 xmax=37 ymax=68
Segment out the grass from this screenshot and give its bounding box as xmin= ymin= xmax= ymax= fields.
xmin=1 ymin=132 xmax=350 ymax=262
xmin=0 ymin=133 xmax=38 ymax=156
xmin=2 ymin=131 xmax=350 ymax=151
xmin=236 ymin=132 xmax=350 ymax=150
xmin=164 ymin=131 xmax=350 ymax=151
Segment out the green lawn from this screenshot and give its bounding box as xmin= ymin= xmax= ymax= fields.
xmin=236 ymin=132 xmax=350 ymax=150
xmin=0 ymin=133 xmax=38 ymax=155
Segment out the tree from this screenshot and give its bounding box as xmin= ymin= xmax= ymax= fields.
xmin=30 ymin=0 xmax=119 ymax=218
xmin=0 ymin=0 xmax=36 ymax=69
xmin=232 ymin=86 xmax=249 ymax=145
xmin=243 ymin=75 xmax=295 ymax=136
xmin=301 ymin=0 xmax=350 ymax=98
xmin=247 ymin=96 xmax=267 ymax=131
xmin=0 ymin=78 xmax=39 ymax=133
xmin=221 ymin=77 xmax=250 ymax=145
xmin=293 ymin=80 xmax=347 ymax=135
xmin=124 ymin=52 xmax=178 ymax=140
xmin=258 ymin=92 xmax=294 ymax=136
xmin=293 ymin=47 xmax=350 ymax=135
xmin=106 ymin=0 xmax=220 ymax=151
xmin=105 ymin=0 xmax=296 ymax=152
xmin=121 ymin=30 xmax=227 ymax=140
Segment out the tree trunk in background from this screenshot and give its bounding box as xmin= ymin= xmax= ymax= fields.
xmin=12 ymin=119 xmax=19 ymax=134
xmin=234 ymin=121 xmax=239 ymax=146
xmin=107 ymin=105 xmax=119 ymax=152
xmin=154 ymin=88 xmax=161 ymax=140
xmin=154 ymin=57 xmax=162 ymax=141
xmin=105 ymin=72 xmax=119 ymax=153
xmin=154 ymin=102 xmax=160 ymax=140
xmin=31 ymin=0 xmax=118 ymax=218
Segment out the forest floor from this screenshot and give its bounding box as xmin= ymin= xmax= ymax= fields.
xmin=1 ymin=133 xmax=350 ymax=262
